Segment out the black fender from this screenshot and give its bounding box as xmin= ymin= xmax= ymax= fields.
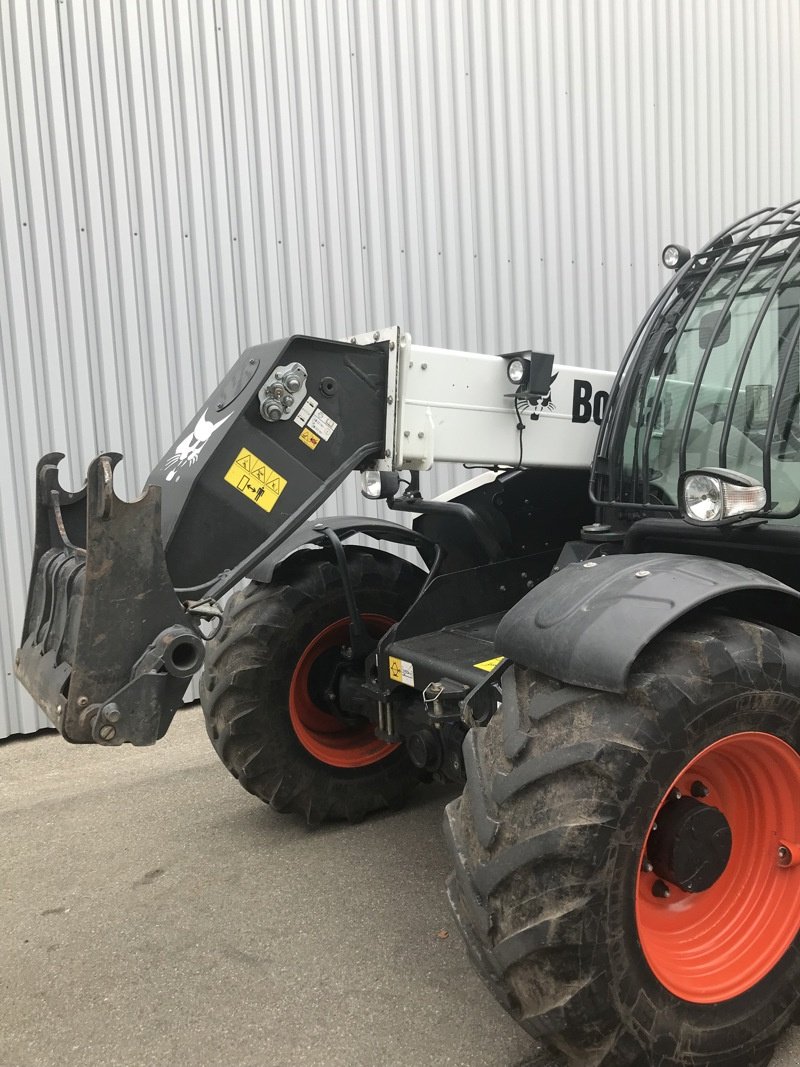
xmin=495 ymin=552 xmax=800 ymax=694
xmin=248 ymin=515 xmax=435 ymax=584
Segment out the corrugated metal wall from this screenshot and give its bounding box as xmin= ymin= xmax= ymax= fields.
xmin=2 ymin=0 xmax=800 ymax=736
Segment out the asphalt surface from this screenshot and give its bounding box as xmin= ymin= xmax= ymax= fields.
xmin=2 ymin=710 xmax=800 ymax=1067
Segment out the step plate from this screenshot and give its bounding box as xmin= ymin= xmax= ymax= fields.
xmin=386 ymin=613 xmax=503 ymax=692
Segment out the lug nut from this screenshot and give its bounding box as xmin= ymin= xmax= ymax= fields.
xmin=642 ymin=860 xmax=653 ymax=873
xmin=691 ymin=780 xmax=710 ymax=798
xmin=652 ymin=879 xmax=670 ymax=898
xmin=670 ymin=788 xmax=682 ymax=801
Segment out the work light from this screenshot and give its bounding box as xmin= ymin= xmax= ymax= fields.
xmin=662 ymin=243 xmax=691 ymax=270
xmin=361 ymin=470 xmax=400 ymax=500
xmin=507 ymin=357 xmax=528 ymax=386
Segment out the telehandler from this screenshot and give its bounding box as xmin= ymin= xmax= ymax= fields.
xmin=17 ymin=200 xmax=800 ymax=1066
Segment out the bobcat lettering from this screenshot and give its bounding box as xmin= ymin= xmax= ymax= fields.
xmin=572 ymin=379 xmax=609 ymax=426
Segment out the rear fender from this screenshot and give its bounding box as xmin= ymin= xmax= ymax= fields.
xmin=495 ymin=552 xmax=800 ymax=693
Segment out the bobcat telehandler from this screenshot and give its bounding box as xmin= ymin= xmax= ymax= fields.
xmin=16 ymin=199 xmax=800 ymax=1066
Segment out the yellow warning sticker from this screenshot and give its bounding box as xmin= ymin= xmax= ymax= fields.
xmin=388 ymin=655 xmax=415 ymax=687
xmin=299 ymin=427 xmax=320 ymax=450
xmin=473 ymin=656 xmax=504 ymax=672
xmin=224 ymin=447 xmax=287 ymax=513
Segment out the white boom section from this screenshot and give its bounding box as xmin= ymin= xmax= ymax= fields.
xmin=348 ymin=328 xmax=616 ymax=472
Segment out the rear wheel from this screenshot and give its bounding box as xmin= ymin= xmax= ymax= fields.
xmin=200 ymin=548 xmax=424 ymax=824
xmin=446 ymin=614 xmax=800 ymax=1066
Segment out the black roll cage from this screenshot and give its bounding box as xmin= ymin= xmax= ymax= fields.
xmin=591 ymin=198 xmax=800 ymax=520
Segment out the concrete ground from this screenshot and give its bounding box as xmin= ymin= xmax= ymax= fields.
xmin=1 ymin=711 xmax=799 ymax=1067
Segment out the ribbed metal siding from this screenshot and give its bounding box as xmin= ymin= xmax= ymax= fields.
xmin=2 ymin=0 xmax=800 ymax=735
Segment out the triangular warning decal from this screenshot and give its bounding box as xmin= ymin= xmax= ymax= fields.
xmin=224 ymin=447 xmax=287 ymax=513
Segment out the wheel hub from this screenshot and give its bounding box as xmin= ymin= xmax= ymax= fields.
xmin=635 ymin=731 xmax=800 ymax=1003
xmin=289 ymin=614 xmax=400 ymax=768
xmin=647 ymin=795 xmax=732 ymax=892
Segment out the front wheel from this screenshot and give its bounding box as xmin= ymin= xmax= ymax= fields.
xmin=200 ymin=548 xmax=424 ymax=824
xmin=446 ymin=614 xmax=800 ymax=1067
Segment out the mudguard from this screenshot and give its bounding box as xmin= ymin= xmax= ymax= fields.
xmin=495 ymin=552 xmax=800 ymax=693
xmin=249 ymin=515 xmax=435 ymax=583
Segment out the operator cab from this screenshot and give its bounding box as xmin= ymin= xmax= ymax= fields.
xmin=594 ymin=201 xmax=800 ymax=525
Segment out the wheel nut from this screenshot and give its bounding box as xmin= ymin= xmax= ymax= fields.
xmin=642 ymin=860 xmax=653 ymax=873
xmin=652 ymin=879 xmax=670 ymax=898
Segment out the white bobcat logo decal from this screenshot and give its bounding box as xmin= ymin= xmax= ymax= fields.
xmin=164 ymin=409 xmax=233 ymax=482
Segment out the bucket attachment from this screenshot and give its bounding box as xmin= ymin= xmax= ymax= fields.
xmin=16 ymin=453 xmax=204 ymax=745
xmin=15 ymin=334 xmax=391 ymax=743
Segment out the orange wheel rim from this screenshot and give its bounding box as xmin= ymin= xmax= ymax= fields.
xmin=635 ymin=731 xmax=800 ymax=1002
xmin=289 ymin=614 xmax=399 ymax=769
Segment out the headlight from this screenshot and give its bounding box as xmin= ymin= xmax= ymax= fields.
xmin=360 ymin=470 xmax=400 ymax=500
xmin=683 ymin=474 xmax=723 ymax=522
xmin=679 ymin=469 xmax=767 ymax=525
xmin=662 ymin=243 xmax=691 ymax=270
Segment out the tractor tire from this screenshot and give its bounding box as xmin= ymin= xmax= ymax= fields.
xmin=445 ymin=613 xmax=800 ymax=1067
xmin=200 ymin=548 xmax=423 ymax=824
